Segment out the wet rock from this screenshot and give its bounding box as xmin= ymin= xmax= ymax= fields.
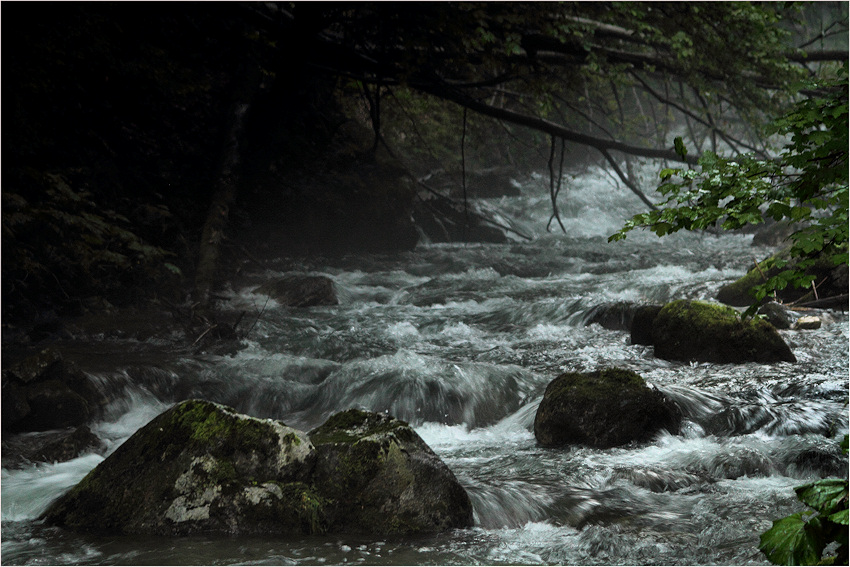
xmin=792 ymin=315 xmax=821 ymax=330
xmin=717 ymin=250 xmax=848 ymax=309
xmin=42 ymin=400 xmax=319 ymax=535
xmin=2 ymin=349 xmax=107 ymax=432
xmin=630 ymin=305 xmax=663 ymax=345
xmin=253 ymin=275 xmax=338 ymax=307
xmin=42 ymin=401 xmax=473 ymax=536
xmin=791 ymin=448 xmax=849 ymax=478
xmin=651 ymin=300 xmax=796 ymax=364
xmin=613 ymin=467 xmax=710 ymax=492
xmin=533 ymin=368 xmax=682 ymax=449
xmin=26 ymin=425 xmax=106 ymax=464
xmin=309 ymin=409 xmax=474 ymax=533
xmin=582 ymin=301 xmax=637 ymax=332
xmin=757 ymin=301 xmax=798 ymax=330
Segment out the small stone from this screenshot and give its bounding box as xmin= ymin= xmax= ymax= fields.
xmin=793 ymin=316 xmax=821 ymax=330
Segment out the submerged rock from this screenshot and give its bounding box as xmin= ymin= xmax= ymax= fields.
xmin=41 ymin=401 xmax=472 ymax=536
xmin=253 ymin=275 xmax=338 ymax=307
xmin=533 ymin=368 xmax=682 ymax=449
xmin=651 ymin=300 xmax=796 ymax=364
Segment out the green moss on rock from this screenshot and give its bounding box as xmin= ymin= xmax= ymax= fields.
xmin=533 ymin=368 xmax=682 ymax=449
xmin=652 ymin=300 xmax=796 ymax=363
xmin=41 ymin=402 xmax=472 ymax=536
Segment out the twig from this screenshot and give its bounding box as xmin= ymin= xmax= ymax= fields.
xmin=191 ymin=324 xmax=217 ymax=347
xmin=243 ymin=295 xmax=270 ymax=339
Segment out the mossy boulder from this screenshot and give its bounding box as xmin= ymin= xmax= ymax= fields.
xmin=717 ymin=250 xmax=848 ymax=308
xmin=41 ymin=401 xmax=472 ymax=536
xmin=41 ymin=400 xmax=318 ymax=535
xmin=652 ymin=300 xmax=796 ymax=364
xmin=309 ymin=409 xmax=474 ymax=534
xmin=253 ymin=275 xmax=338 ymax=307
xmin=533 ymin=368 xmax=682 ymax=449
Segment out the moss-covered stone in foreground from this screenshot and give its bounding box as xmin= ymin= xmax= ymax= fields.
xmin=533 ymin=368 xmax=682 ymax=449
xmin=308 ymin=409 xmax=474 ymax=534
xmin=41 ymin=401 xmax=473 ymax=536
xmin=652 ymin=300 xmax=796 ymax=363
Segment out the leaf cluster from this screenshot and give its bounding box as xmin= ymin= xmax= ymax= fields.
xmin=759 ymin=436 xmax=849 ymax=565
xmin=610 ymin=67 xmax=848 ymax=315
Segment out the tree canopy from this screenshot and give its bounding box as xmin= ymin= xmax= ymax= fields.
xmin=2 ymin=2 xmax=847 ymax=322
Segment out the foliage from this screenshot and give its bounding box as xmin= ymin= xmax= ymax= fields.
xmin=609 ymin=66 xmax=848 ymax=315
xmin=2 ymin=171 xmax=180 ymax=316
xmin=759 ymin=435 xmax=849 ymax=565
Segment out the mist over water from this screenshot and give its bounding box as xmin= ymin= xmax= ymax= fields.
xmin=3 ymin=166 xmax=848 ymax=565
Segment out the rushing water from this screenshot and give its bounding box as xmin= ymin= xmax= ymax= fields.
xmin=3 ymin=167 xmax=848 ymax=565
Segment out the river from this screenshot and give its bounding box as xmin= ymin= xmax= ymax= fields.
xmin=2 ymin=166 xmax=848 ymax=565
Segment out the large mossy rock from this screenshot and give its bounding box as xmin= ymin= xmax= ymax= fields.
xmin=717 ymin=250 xmax=848 ymax=308
xmin=41 ymin=400 xmax=317 ymax=535
xmin=533 ymin=368 xmax=682 ymax=449
xmin=41 ymin=401 xmax=472 ymax=536
xmin=308 ymin=409 xmax=473 ymax=534
xmin=652 ymin=300 xmax=796 ymax=364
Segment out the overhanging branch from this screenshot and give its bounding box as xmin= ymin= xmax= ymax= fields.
xmin=413 ymin=82 xmax=699 ymax=165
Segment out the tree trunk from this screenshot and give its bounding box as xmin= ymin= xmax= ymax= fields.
xmin=193 ymin=61 xmax=262 ymax=310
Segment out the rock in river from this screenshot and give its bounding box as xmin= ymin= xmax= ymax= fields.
xmin=41 ymin=401 xmax=472 ymax=536
xmin=253 ymin=275 xmax=338 ymax=307
xmin=652 ymin=300 xmax=796 ymax=363
xmin=534 ymin=368 xmax=682 ymax=449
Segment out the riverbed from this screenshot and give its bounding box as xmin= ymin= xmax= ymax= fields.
xmin=3 ymin=167 xmax=848 ymax=565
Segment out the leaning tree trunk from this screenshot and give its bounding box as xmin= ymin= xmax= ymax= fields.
xmin=193 ymin=61 xmax=262 ymax=311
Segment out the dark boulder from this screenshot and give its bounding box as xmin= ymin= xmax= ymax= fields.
xmin=652 ymin=300 xmax=796 ymax=364
xmin=582 ymin=301 xmax=638 ymax=332
xmin=631 ymin=304 xmax=663 ymax=345
xmin=253 ymin=275 xmax=338 ymax=307
xmin=2 ymin=349 xmax=107 ymax=432
xmin=42 ymin=401 xmax=473 ymax=536
xmin=27 ymin=425 xmax=107 ymax=464
xmin=757 ymin=301 xmax=798 ymax=330
xmin=533 ymin=368 xmax=682 ymax=449
xmin=309 ymin=409 xmax=474 ymax=534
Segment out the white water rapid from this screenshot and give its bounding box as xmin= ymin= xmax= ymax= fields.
xmin=3 ymin=165 xmax=848 ymax=565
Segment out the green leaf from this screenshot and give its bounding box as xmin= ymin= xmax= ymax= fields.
xmin=795 ymin=480 xmax=849 ymax=515
xmin=828 ymin=509 xmax=849 ymax=526
xmin=164 ymin=262 xmax=183 ymax=276
xmin=759 ymin=512 xmax=825 ymax=565
xmin=673 ymin=136 xmax=688 ymax=160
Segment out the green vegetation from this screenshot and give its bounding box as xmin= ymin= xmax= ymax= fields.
xmin=759 ymin=436 xmax=849 ymax=565
xmin=610 ymin=67 xmax=848 ymax=316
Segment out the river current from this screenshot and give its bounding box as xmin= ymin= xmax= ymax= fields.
xmin=2 ymin=167 xmax=848 ymax=565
